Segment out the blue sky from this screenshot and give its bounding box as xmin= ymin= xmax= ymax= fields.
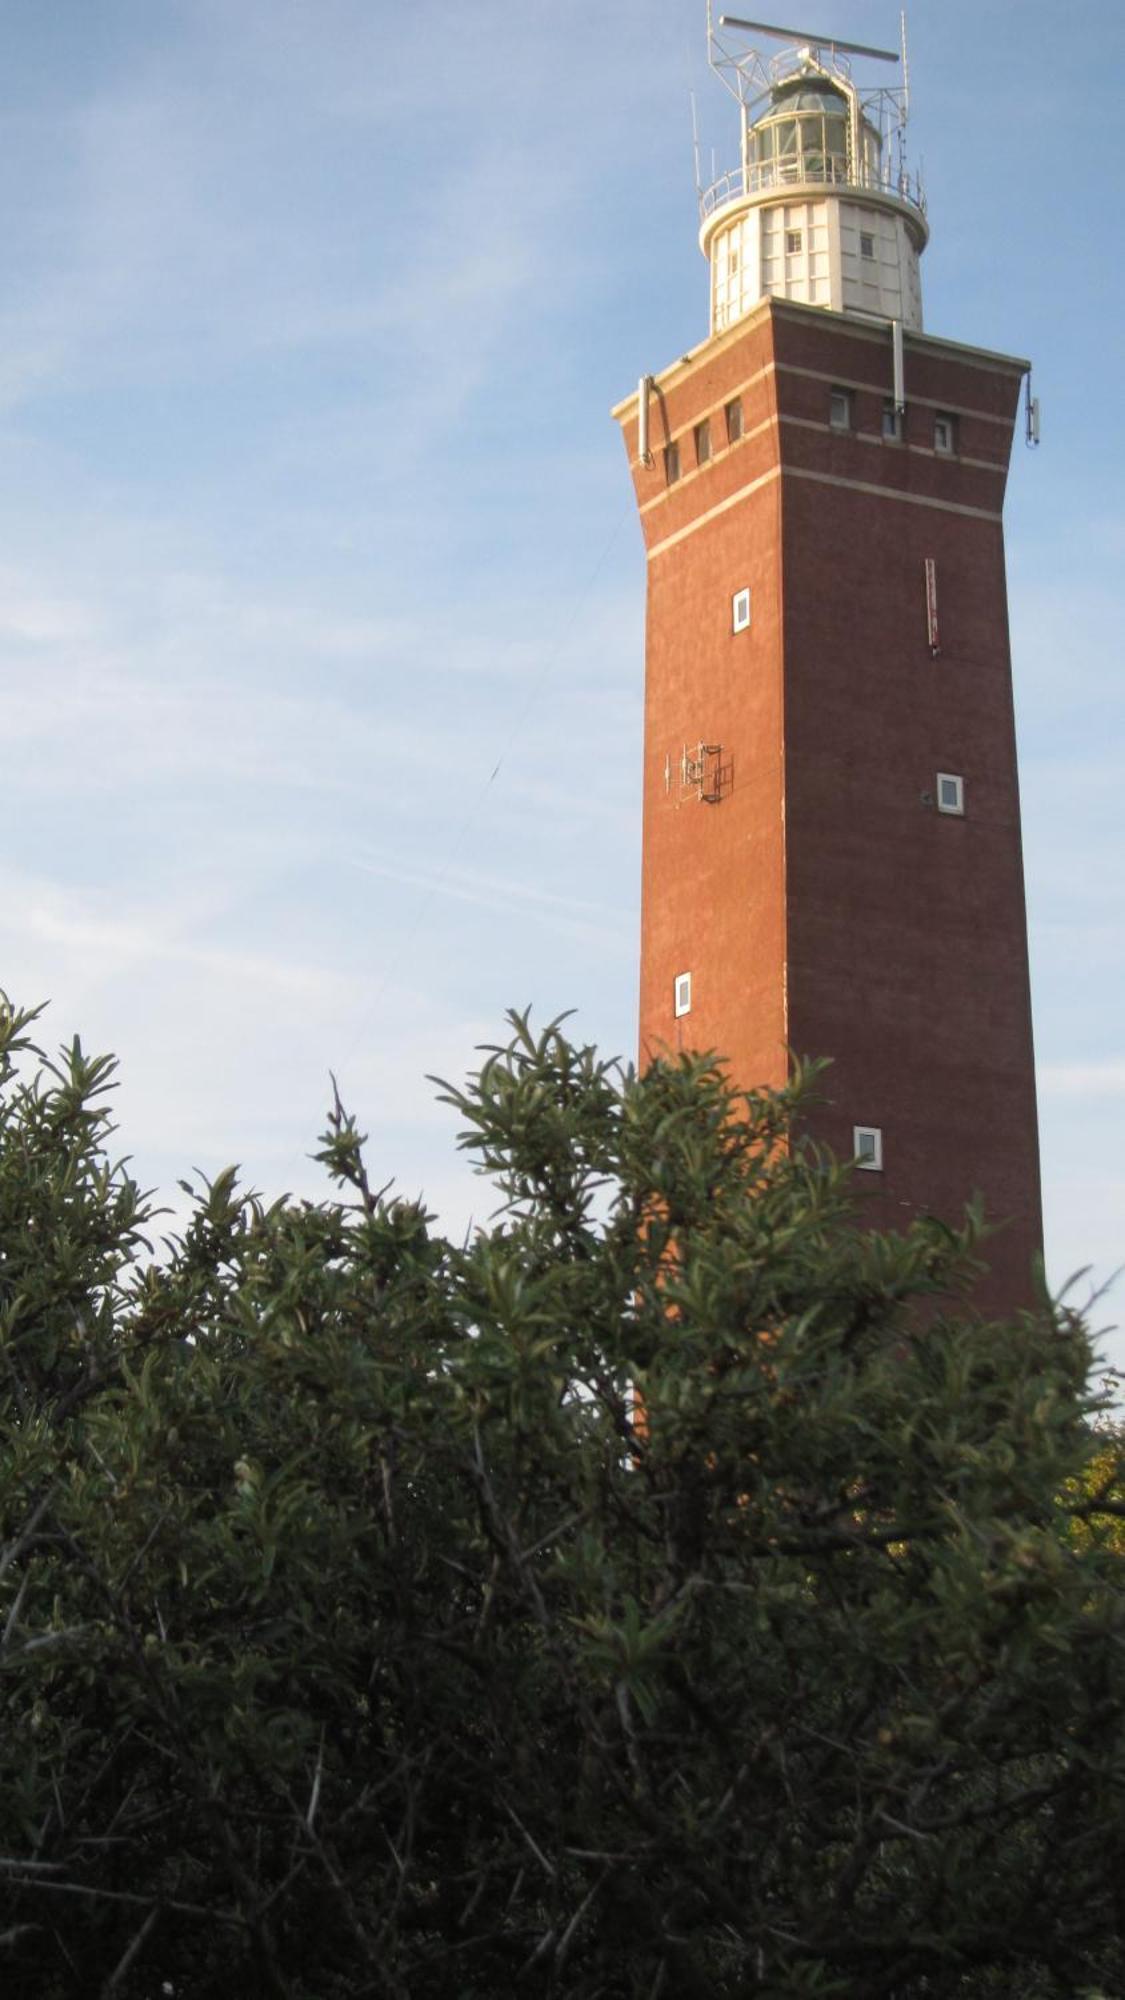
xmin=1 ymin=1 xmax=1121 ymax=1372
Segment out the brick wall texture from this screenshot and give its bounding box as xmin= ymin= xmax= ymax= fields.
xmin=619 ymin=297 xmax=1042 ymax=1312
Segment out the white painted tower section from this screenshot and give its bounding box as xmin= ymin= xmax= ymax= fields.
xmin=700 ymin=46 xmax=928 ymax=336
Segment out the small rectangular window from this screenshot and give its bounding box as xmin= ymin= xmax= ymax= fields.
xmin=860 ymin=231 xmax=875 ymax=260
xmin=786 ymin=229 xmax=803 ymax=255
xmin=934 ymin=412 xmax=956 ymax=455
xmin=854 ymin=1126 xmax=883 ymax=1171
xmin=882 ymin=401 xmax=902 ymax=441
xmin=725 ymin=398 xmax=743 ymax=444
xmin=829 ymin=388 xmax=851 ymax=431
xmin=937 ymin=772 xmax=964 ymax=816
xmin=674 ymin=972 xmax=692 ymax=1018
xmin=664 ymin=440 xmax=680 ymax=484
xmin=694 ymin=419 xmax=711 ymax=466
xmin=732 ymin=587 xmax=751 ymax=633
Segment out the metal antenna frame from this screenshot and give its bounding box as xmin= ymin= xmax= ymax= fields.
xmin=719 ymin=16 xmax=899 ymax=62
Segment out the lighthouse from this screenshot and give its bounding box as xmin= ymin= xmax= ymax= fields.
xmin=613 ymin=12 xmax=1042 ymax=1307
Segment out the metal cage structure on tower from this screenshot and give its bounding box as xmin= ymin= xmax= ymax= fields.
xmin=701 ymin=6 xmax=923 ymax=221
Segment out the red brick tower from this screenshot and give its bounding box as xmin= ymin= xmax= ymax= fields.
xmin=613 ymin=16 xmax=1041 ymax=1307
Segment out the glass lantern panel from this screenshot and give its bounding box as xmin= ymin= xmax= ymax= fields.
xmin=798 ymin=114 xmax=821 ymax=178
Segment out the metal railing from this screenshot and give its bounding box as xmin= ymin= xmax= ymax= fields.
xmin=700 ymin=159 xmax=926 ymax=220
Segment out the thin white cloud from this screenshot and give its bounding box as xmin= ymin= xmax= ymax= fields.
xmin=347 ymin=848 xmax=634 ymax=933
xmin=27 ymin=905 xmax=349 ymax=1006
xmin=1039 ymin=1061 xmax=1125 ymax=1099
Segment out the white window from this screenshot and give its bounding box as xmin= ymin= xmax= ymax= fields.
xmin=937 ymin=772 xmax=964 ymax=816
xmin=882 ymin=400 xmax=902 ymax=441
xmin=854 ymin=1126 xmax=883 ymax=1171
xmin=786 ymin=229 xmax=802 ymax=255
xmin=674 ymin=972 xmax=692 ymax=1018
xmin=860 ymin=231 xmax=875 ymax=260
xmin=829 ymin=387 xmax=851 ymax=431
xmin=725 ymin=397 xmax=743 ymax=443
xmin=934 ymin=412 xmax=956 ymax=455
xmin=732 ymin=587 xmax=752 ymax=633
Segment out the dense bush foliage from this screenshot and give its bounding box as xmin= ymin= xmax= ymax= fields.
xmin=0 ymin=997 xmax=1122 ymax=1997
